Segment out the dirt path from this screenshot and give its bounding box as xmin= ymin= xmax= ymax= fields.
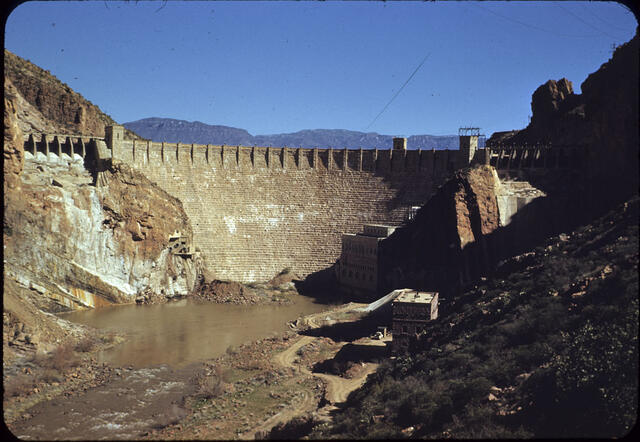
xmin=239 ymin=388 xmax=314 ymax=440
xmin=276 ymin=334 xmax=378 ymax=405
xmin=241 ymin=305 xmax=381 ymax=439
xmin=314 ymin=364 xmax=378 ymax=404
xmin=274 ymin=335 xmax=314 ymax=371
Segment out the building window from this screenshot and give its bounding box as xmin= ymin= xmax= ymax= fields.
xmin=402 ymin=325 xmax=408 ymax=333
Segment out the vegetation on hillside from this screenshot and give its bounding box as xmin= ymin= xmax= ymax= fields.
xmin=310 ymin=197 xmax=638 ymax=439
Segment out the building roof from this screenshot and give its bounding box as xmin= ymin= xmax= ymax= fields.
xmin=393 ymin=290 xmax=437 ymax=304
xmin=364 ymin=223 xmax=397 ymax=229
xmin=361 ymin=224 xmax=398 ymax=238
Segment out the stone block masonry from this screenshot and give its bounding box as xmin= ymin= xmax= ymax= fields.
xmin=27 ymin=128 xmax=580 ymax=283
xmin=117 ymin=138 xmax=454 ymax=282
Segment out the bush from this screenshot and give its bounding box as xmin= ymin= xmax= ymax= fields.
xmin=48 ymin=344 xmax=78 ymax=371
xmin=3 ymin=374 xmax=34 ymax=398
xmin=191 ymin=365 xmax=227 ymax=399
xmin=30 ymin=344 xmax=78 ymax=371
xmin=75 ymin=336 xmax=98 ymax=352
xmin=267 ymin=415 xmax=315 ymax=440
xmin=552 ymin=315 xmax=638 ymax=437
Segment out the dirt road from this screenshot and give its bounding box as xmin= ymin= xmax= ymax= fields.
xmin=241 ymin=303 xmax=381 ymax=439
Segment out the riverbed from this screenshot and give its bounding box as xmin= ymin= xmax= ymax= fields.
xmin=7 ymin=295 xmax=332 ymax=440
xmin=61 ymin=295 xmax=328 ymax=368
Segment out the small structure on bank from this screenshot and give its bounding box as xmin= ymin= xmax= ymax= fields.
xmin=336 ymin=223 xmax=398 ymax=297
xmin=392 ymin=290 xmax=439 ymax=353
xmin=168 ymin=231 xmax=193 ymax=257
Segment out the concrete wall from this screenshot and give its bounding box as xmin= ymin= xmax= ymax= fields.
xmin=119 ymin=139 xmax=456 ymax=282
xmin=25 ymin=131 xmax=583 ymax=284
xmin=338 ymin=234 xmax=381 ymax=292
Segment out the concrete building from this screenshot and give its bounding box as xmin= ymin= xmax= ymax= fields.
xmin=392 ymin=290 xmax=438 ymax=353
xmin=336 ymin=224 xmax=397 ymax=297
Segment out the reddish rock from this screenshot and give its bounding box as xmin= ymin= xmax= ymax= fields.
xmin=3 ymin=79 xmax=24 ymax=192
xmin=4 ymin=49 xmax=141 ymax=140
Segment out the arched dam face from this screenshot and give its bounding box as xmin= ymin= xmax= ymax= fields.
xmin=25 ymin=131 xmax=570 ymax=284
xmin=118 ymin=139 xmax=457 ymax=282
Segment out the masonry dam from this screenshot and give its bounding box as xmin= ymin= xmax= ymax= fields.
xmin=23 ymin=126 xmax=582 ymax=283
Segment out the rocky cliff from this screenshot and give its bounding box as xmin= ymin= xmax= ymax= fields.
xmin=379 ymin=166 xmax=502 ymax=293
xmin=3 ymin=54 xmax=202 ymax=323
xmin=3 ymin=78 xmax=25 ymax=192
xmin=487 ymin=30 xmax=638 ymax=206
xmin=4 ymin=50 xmax=141 ymax=140
xmin=4 ymin=152 xmax=202 ymax=311
xmin=378 ymin=165 xmax=583 ymax=295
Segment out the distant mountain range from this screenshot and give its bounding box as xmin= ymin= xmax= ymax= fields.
xmin=123 ymin=117 xmax=474 ymax=150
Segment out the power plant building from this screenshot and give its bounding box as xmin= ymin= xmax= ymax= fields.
xmin=392 ymin=290 xmax=439 ymax=353
xmin=336 ymin=224 xmax=397 ymax=296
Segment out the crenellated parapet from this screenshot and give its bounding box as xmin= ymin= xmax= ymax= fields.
xmin=21 ymin=125 xmax=588 ymax=282
xmin=485 ymin=144 xmax=586 ymax=170
xmin=116 ymin=137 xmax=461 ymax=175
xmin=22 ymin=132 xmax=103 ymax=160
xmin=22 ymin=126 xmax=586 ymax=176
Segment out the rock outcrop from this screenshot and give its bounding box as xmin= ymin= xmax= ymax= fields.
xmin=4 ymin=153 xmax=202 ymax=310
xmin=378 ymin=165 xmax=581 ymax=294
xmin=487 ymin=30 xmax=638 ymax=207
xmin=3 ymin=79 xmax=25 ymax=192
xmin=4 ymin=50 xmax=141 ymax=140
xmin=379 ymin=166 xmax=503 ymax=292
xmin=3 ymin=55 xmax=202 ymax=314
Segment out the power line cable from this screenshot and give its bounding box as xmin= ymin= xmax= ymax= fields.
xmin=471 ymin=2 xmax=601 ymax=38
xmin=579 ymin=3 xmax=632 ymax=33
xmin=365 ymin=52 xmax=430 ymax=131
xmin=555 ymin=2 xmax=624 ymax=41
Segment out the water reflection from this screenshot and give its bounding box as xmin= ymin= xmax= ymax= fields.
xmin=62 ymin=296 xmax=326 ymax=368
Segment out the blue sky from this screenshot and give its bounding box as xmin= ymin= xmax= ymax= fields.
xmin=4 ymin=1 xmax=637 ymax=137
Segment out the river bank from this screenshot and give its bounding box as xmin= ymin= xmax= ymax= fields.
xmin=144 ymin=303 xmax=389 ymax=440
xmin=4 ymin=297 xmax=388 ymax=440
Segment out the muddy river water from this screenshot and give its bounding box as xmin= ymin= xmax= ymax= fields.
xmin=10 ymin=296 xmax=330 ymax=440
xmin=62 ymin=295 xmax=328 ymax=368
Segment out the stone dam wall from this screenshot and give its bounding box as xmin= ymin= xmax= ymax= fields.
xmin=117 ymin=139 xmax=458 ymax=282
xmin=23 ymin=131 xmax=582 ymax=283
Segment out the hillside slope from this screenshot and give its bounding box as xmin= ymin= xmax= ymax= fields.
xmin=3 ymin=52 xmax=202 ymax=364
xmin=487 ymin=30 xmax=638 ymax=204
xmin=314 ymin=196 xmax=638 ymax=438
xmin=4 ymin=49 xmax=141 ymax=140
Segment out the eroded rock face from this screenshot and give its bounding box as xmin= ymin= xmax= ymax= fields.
xmin=580 ymin=32 xmax=639 ymax=197
xmin=4 ymin=50 xmax=141 ymax=140
xmin=487 ymin=30 xmax=638 ymax=204
xmin=378 ymin=166 xmax=567 ymax=294
xmin=531 ymin=78 xmax=574 ymax=122
xmin=379 ymin=166 xmax=502 ymax=292
xmin=3 ymin=79 xmax=25 ymax=192
xmin=4 ymin=152 xmax=201 ymax=310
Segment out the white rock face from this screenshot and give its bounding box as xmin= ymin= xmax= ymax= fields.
xmin=5 ymin=154 xmax=200 ymax=310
